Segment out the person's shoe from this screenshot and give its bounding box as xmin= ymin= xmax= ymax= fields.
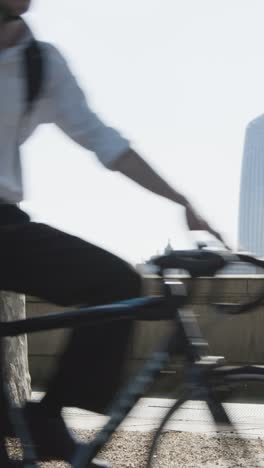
xmin=23 ymin=401 xmax=76 ymax=461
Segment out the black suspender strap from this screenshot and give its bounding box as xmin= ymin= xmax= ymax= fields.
xmin=24 ymin=39 xmax=44 ymax=113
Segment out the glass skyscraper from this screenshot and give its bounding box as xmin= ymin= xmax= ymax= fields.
xmin=238 ymin=114 xmax=264 ymax=258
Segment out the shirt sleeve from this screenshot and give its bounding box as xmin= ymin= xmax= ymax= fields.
xmin=43 ymin=44 xmax=130 ymax=168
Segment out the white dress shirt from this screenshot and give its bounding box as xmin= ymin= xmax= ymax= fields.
xmin=0 ymin=23 xmax=130 ymax=203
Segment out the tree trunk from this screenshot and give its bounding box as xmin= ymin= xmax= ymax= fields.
xmin=0 ymin=292 xmax=31 ymax=405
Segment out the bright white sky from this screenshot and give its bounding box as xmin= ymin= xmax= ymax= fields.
xmin=21 ymin=0 xmax=264 ymax=264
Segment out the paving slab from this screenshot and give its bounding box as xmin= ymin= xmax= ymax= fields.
xmin=32 ymin=392 xmax=264 ymax=439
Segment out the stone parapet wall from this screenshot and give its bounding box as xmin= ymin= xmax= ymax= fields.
xmin=26 ymin=275 xmax=264 ymax=388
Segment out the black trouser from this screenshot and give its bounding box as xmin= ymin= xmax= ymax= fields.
xmin=0 ymin=205 xmax=142 ymax=414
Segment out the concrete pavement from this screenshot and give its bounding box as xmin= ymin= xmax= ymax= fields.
xmin=32 ymin=392 xmax=264 ymax=439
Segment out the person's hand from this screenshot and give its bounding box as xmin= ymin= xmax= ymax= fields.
xmin=185 ymin=202 xmax=230 ymax=250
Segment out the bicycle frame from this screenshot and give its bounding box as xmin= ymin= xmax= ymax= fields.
xmin=1 ymin=250 xmax=264 ymax=467
xmin=0 ymin=281 xmax=186 ymax=467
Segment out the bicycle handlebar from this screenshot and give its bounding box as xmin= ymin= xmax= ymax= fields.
xmin=149 ymin=249 xmax=264 ymax=315
xmin=214 ymin=252 xmax=264 ymax=315
xmin=149 ymin=249 xmax=230 ymax=277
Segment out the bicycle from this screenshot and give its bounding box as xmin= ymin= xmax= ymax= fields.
xmin=1 ymin=247 xmax=264 ymax=467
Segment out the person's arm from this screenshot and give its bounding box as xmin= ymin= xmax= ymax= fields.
xmin=111 ymin=148 xmax=228 ymax=246
xmin=111 ymin=148 xmax=188 ymax=206
xmin=44 ymin=45 xmax=227 ymax=246
xmin=43 ymin=44 xmax=130 ymax=169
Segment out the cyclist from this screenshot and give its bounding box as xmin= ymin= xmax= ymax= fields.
xmin=0 ymin=0 xmax=226 ymax=464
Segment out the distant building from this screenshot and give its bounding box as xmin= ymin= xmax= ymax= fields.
xmin=238 ymin=115 xmax=264 ymax=258
xmin=219 ymin=261 xmax=258 ymax=275
xmin=164 ymin=239 xmax=173 ymax=255
xmin=136 ymin=239 xmax=174 ymax=275
xmin=136 ymin=239 xmax=190 ymax=275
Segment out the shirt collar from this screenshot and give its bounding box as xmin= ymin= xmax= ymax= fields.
xmin=14 ymin=21 xmax=33 ymax=49
xmin=0 ymin=21 xmax=33 ymax=62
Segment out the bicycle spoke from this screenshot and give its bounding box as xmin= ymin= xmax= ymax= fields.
xmin=146 ymin=392 xmax=189 ymax=468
